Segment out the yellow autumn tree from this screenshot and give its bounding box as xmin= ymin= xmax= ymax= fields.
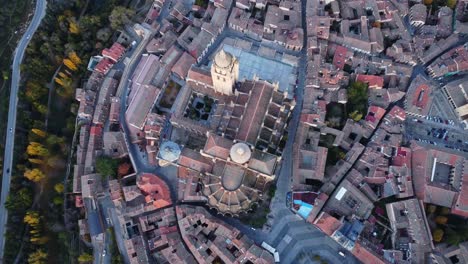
xmin=78 ymin=253 xmax=93 ymax=263
xmin=435 ymin=216 xmax=448 ymax=225
xmin=30 ymin=236 xmax=48 ymax=245
xmin=27 ymin=142 xmax=49 ymax=156
xmin=24 ymin=211 xmax=41 ymax=226
xmin=31 ymin=128 xmax=47 ymax=138
xmin=58 ymin=72 xmax=69 ymax=79
xmin=28 ymin=158 xmax=44 ymax=165
xmin=69 ymin=51 xmax=82 ymax=65
xmin=69 ymin=21 xmax=80 ymax=34
xmin=24 ymin=168 xmax=46 ymax=182
xmin=28 ymin=249 xmax=48 ymax=264
xmin=63 ymin=58 xmax=78 ymax=71
xmin=54 ymin=183 xmax=65 ymax=193
xmin=433 ymin=229 xmax=444 ymax=242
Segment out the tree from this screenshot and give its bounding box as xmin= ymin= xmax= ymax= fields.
xmin=447 ymin=0 xmax=457 ymax=8
xmin=109 ymin=6 xmax=135 ymax=30
xmin=29 ymin=158 xmax=44 ymax=165
xmin=24 ymin=168 xmax=46 ymax=182
xmin=423 ymin=0 xmax=433 ymax=4
xmin=435 ymin=216 xmax=448 ymax=225
xmin=440 ymin=207 xmax=451 ymax=215
xmin=78 ymin=253 xmax=94 ymax=263
xmin=433 ymin=229 xmax=444 ymax=243
xmin=28 ymin=249 xmax=48 ymax=264
xmin=25 ymin=82 xmax=48 ymax=102
xmin=24 ymin=211 xmax=41 ymax=226
xmin=31 ymin=128 xmax=47 ymax=138
xmin=33 ymin=102 xmax=48 ymax=115
xmin=69 ymin=51 xmax=82 ymax=65
xmin=427 ymin=204 xmax=437 ymax=214
xmin=349 ymin=110 xmax=363 ymax=122
xmin=53 ymin=196 xmax=64 ymax=206
xmin=26 ymin=142 xmax=49 ymax=156
xmin=346 ymin=81 xmax=368 ymax=118
xmin=5 ymin=188 xmax=32 ymax=210
xmin=446 ymin=228 xmax=463 ymax=245
xmin=118 ymin=162 xmax=131 ymax=177
xmin=54 ymin=183 xmax=65 ymax=193
xmin=63 ymin=58 xmax=78 ymax=71
xmin=96 ymin=156 xmax=118 ymax=177
xmin=69 ymin=21 xmax=80 ymax=34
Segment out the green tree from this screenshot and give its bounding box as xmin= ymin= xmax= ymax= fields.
xmin=53 ymin=196 xmax=64 ymax=206
xmin=109 ymin=6 xmax=135 ymax=30
xmin=5 ymin=188 xmax=32 ymax=211
xmin=446 ymin=228 xmax=463 ymax=245
xmin=95 ymin=156 xmax=118 ymax=177
xmin=447 ymin=0 xmax=457 ymax=8
xmin=346 ymin=81 xmax=368 ymax=119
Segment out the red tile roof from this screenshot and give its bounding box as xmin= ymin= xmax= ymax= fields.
xmin=102 ymin=42 xmax=126 ymax=62
xmin=171 ymin=52 xmax=196 ymax=79
xmin=236 ymin=81 xmax=275 ymax=144
xmin=387 ymin=106 xmax=406 ymax=121
xmin=356 ymin=74 xmax=384 ymax=89
xmin=313 ymin=212 xmax=341 ymax=236
xmin=412 ymin=84 xmax=430 ymax=109
xmin=333 ymin=45 xmax=348 ymax=70
xmin=178 ymin=148 xmax=213 ymax=173
xmin=90 ymin=125 xmax=103 ymax=136
xmin=392 ymin=147 xmax=411 ymax=167
xmin=365 ymin=105 xmax=386 ymax=124
xmin=187 ymin=66 xmax=213 ymax=88
xmin=352 ymin=241 xmax=386 ymax=264
xmin=137 ymin=173 xmax=172 ymax=209
xmin=94 ymin=58 xmax=114 ymax=74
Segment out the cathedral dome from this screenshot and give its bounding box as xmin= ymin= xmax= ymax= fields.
xmin=214 ymin=49 xmax=234 ymax=69
xmin=230 ymin=143 xmax=251 ymax=164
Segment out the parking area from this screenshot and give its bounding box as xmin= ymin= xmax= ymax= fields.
xmin=405 ymin=117 xmax=468 ymax=155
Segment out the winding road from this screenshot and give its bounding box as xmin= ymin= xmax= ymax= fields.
xmin=0 ymin=0 xmax=47 ymax=261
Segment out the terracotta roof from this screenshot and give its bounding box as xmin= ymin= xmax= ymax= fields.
xmin=171 ymin=52 xmax=196 ymax=79
xmin=178 ymin=148 xmax=213 ymax=173
xmin=248 ymin=150 xmax=277 ymax=175
xmin=387 ymin=105 xmax=406 ymax=121
xmin=356 ymin=74 xmax=384 ymax=89
xmin=365 ymin=105 xmax=386 ymax=124
xmin=313 ymin=212 xmax=341 ymax=236
xmin=236 ymin=81 xmax=275 ymax=144
xmin=352 ymin=241 xmax=386 ymax=264
xmin=412 ymin=84 xmax=430 ymax=109
xmin=392 ymin=147 xmax=411 ymax=167
xmin=94 ymin=58 xmax=114 ymax=74
xmin=333 ymin=45 xmax=348 ymax=70
xmin=102 ymin=42 xmax=125 ymax=62
xmin=187 ymin=66 xmax=213 ymax=88
xmin=203 ymin=133 xmax=233 ymax=160
xmin=126 ymin=84 xmax=161 ymax=130
xmin=137 ymin=173 xmax=172 ymax=209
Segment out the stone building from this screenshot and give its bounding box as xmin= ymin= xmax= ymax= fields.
xmin=210 ymin=49 xmax=239 ymax=95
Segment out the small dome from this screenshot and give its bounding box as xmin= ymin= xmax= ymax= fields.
xmin=159 ymin=141 xmax=181 ymax=162
xmin=214 ymin=49 xmax=234 ymax=69
xmin=230 ymin=143 xmax=251 ymax=164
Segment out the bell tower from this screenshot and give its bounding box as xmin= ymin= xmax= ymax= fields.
xmin=210 ymin=49 xmax=239 ymax=95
